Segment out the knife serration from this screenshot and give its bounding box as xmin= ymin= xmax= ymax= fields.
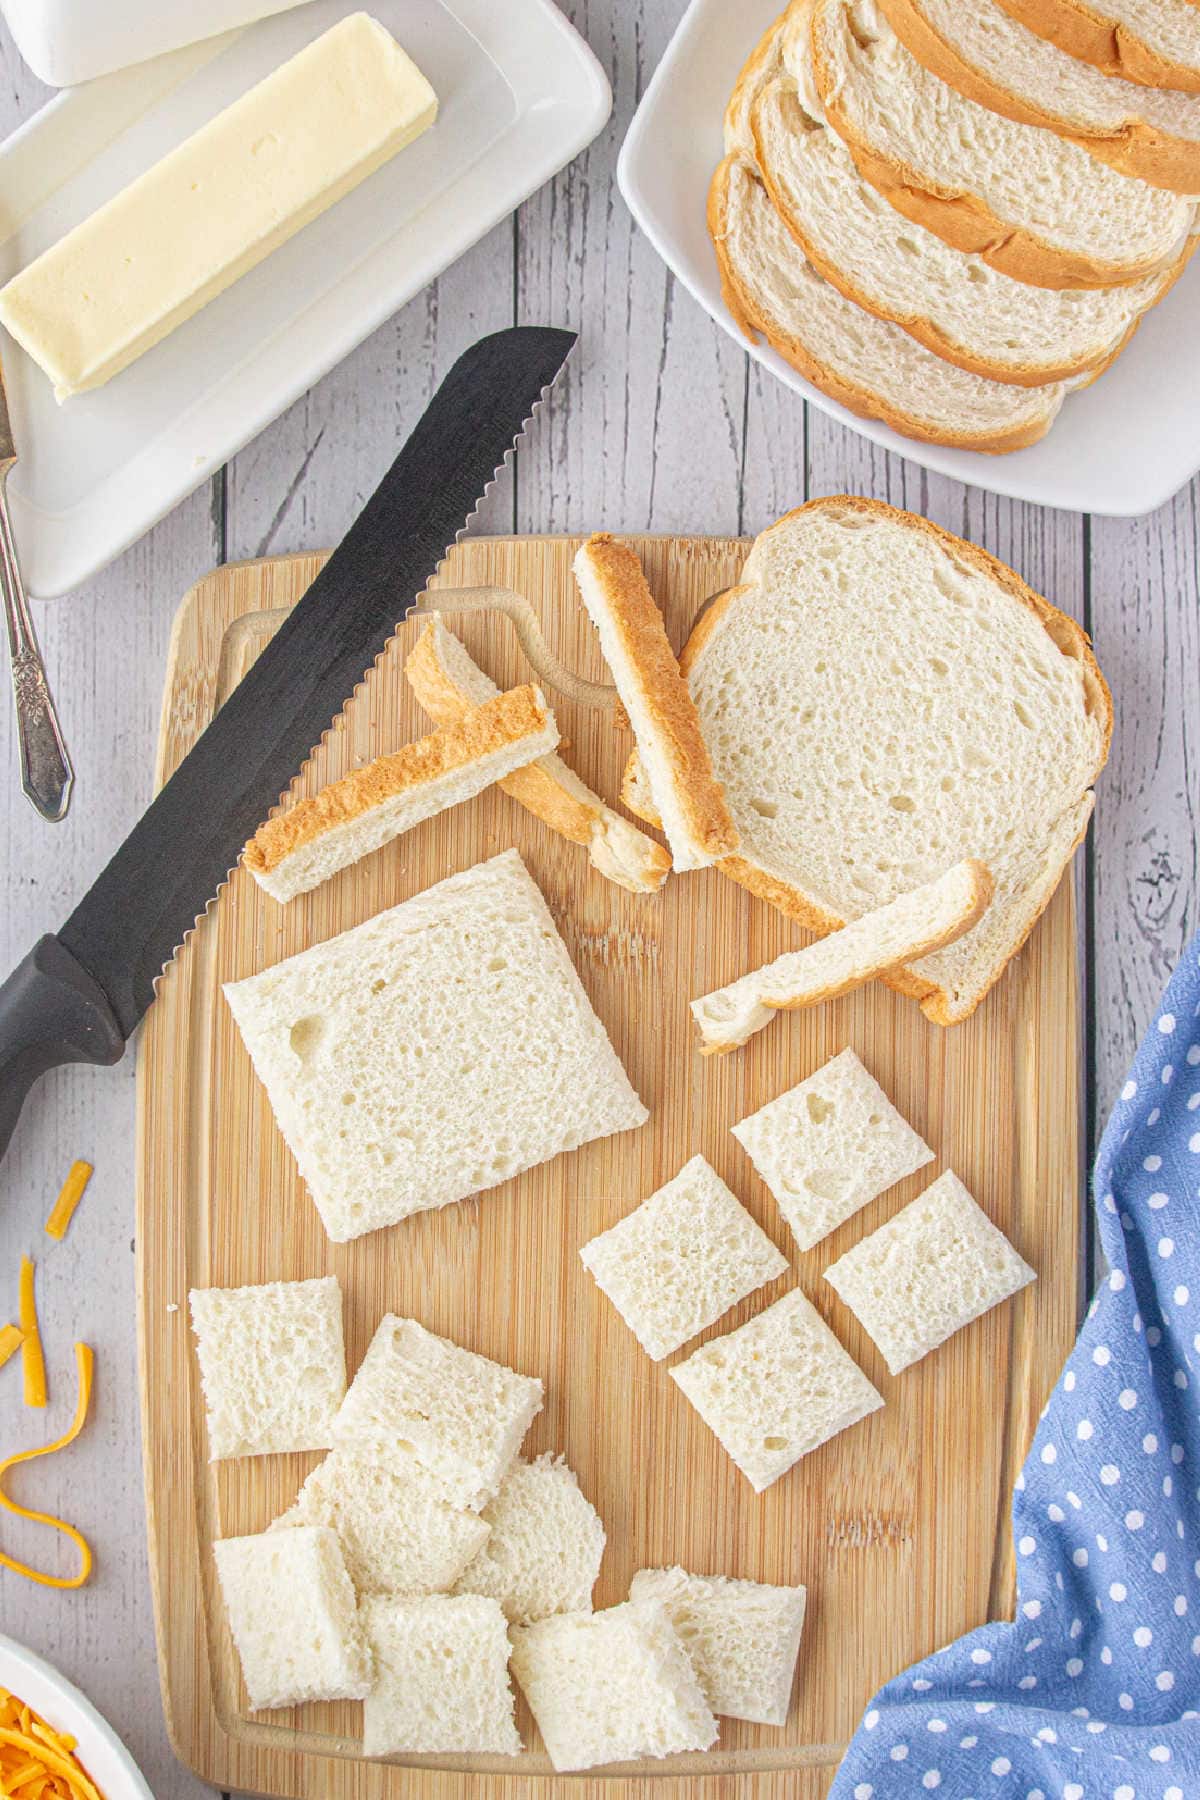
xmin=58 ymin=326 xmax=576 ymax=1035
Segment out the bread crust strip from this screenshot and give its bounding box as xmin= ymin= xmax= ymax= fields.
xmin=405 ymin=618 xmax=670 ymax=894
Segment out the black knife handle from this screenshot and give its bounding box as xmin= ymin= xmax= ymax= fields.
xmin=0 ymin=936 xmax=125 ymax=1161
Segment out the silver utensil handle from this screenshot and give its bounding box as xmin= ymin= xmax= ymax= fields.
xmin=0 ymin=465 xmax=72 ymax=822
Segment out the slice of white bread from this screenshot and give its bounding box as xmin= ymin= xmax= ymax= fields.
xmin=749 ymin=60 xmax=1191 ymax=386
xmin=572 ymin=534 xmax=739 ymax=871
xmin=243 ymin=684 xmax=559 ymax=903
xmin=995 ymin=0 xmax=1200 ymax=95
xmin=452 ymin=1453 xmax=606 ymax=1624
xmin=188 ymin=1275 xmax=346 ymax=1460
xmin=879 ymin=0 xmax=1200 ymax=191
xmin=579 ymin=1155 xmax=788 ymax=1360
xmin=213 ymin=1525 xmax=373 ymax=1711
xmin=405 ymin=617 xmax=671 ymax=894
xmin=732 ymin=1048 xmax=934 ymax=1252
xmin=269 ymin=1448 xmax=491 ymax=1596
xmin=710 ymin=156 xmax=1070 ymax=453
xmin=669 ymin=1289 xmax=884 ymax=1491
xmin=509 ymin=1600 xmax=719 ymax=1771
xmin=224 ymin=851 xmax=648 ymax=1242
xmin=331 ymin=1313 xmax=543 ymax=1511
xmin=628 ymin=1568 xmax=807 ymax=1727
xmin=824 ymin=1169 xmax=1036 ymax=1373
xmin=624 ymin=499 xmax=1111 ymax=1024
xmin=692 ymin=862 xmax=994 ymax=1053
xmin=361 ymin=1593 xmax=522 ymax=1757
xmin=802 ymin=0 xmax=1199 ymax=287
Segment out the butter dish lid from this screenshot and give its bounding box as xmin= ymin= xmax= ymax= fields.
xmin=0 ymin=0 xmax=311 ymax=87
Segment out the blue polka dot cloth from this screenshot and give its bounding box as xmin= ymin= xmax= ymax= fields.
xmin=830 ymin=945 xmax=1200 ymax=1800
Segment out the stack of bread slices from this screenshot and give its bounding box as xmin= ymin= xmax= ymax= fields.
xmin=712 ymin=0 xmax=1200 ymax=451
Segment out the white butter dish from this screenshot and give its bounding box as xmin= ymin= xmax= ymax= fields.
xmin=0 ymin=0 xmax=610 ymax=596
xmin=0 ymin=0 xmax=310 ymax=88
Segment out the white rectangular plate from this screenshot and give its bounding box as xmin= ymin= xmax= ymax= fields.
xmin=0 ymin=0 xmax=308 ymax=87
xmin=617 ymin=0 xmax=1200 ymax=518
xmin=0 ymin=0 xmax=610 ymax=596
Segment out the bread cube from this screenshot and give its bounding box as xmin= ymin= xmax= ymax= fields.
xmin=824 ymin=1169 xmax=1036 ymax=1374
xmin=189 ymin=1275 xmax=345 ymax=1460
xmin=579 ymin=1155 xmax=787 ymax=1360
xmin=510 ymin=1599 xmax=717 ymax=1771
xmin=629 ymin=1567 xmax=806 ymax=1726
xmin=453 ymin=1453 xmax=605 ymax=1625
xmin=670 ymin=1289 xmax=883 ymax=1491
xmin=269 ymin=1447 xmax=490 ymax=1595
xmin=362 ymin=1593 xmax=521 ymax=1756
xmin=332 ymin=1313 xmax=542 ymax=1511
xmin=732 ymin=1049 xmax=933 ymax=1252
xmin=213 ymin=1525 xmax=371 ymax=1710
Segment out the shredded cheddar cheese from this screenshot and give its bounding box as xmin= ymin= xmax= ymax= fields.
xmin=0 ymin=1326 xmax=22 ymax=1371
xmin=0 ymin=1687 xmax=103 ymax=1799
xmin=0 ymin=1342 xmax=94 ymax=1590
xmin=44 ymin=1165 xmax=92 ymax=1244
xmin=17 ymin=1262 xmax=45 ymax=1411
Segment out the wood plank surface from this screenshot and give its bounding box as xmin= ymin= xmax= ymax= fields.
xmin=139 ymin=538 xmax=1078 ymax=1799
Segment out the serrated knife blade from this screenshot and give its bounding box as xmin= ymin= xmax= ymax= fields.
xmin=0 ymin=325 xmax=576 ymax=1165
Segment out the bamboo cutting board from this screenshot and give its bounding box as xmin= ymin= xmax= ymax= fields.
xmin=136 ymin=536 xmax=1080 ymax=1799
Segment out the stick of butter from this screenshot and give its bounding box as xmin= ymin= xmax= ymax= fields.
xmin=0 ymin=13 xmax=437 ymax=401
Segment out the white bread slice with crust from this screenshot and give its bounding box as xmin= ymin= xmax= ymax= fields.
xmin=624 ymin=499 xmax=1111 ymax=1025
xmin=747 ymin=53 xmax=1192 ymax=386
xmin=802 ymin=0 xmax=1199 ymax=288
xmin=879 ymin=0 xmax=1200 ymax=191
xmin=710 ymin=156 xmax=1070 ymax=452
xmin=692 ymin=861 xmax=994 ymax=1052
xmin=244 ymin=683 xmax=559 ymax=903
xmin=405 ymin=615 xmax=669 ymax=893
xmin=994 ymin=0 xmax=1200 ymax=95
xmin=572 ymin=534 xmax=738 ymax=872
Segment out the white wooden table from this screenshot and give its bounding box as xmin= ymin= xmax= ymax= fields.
xmin=0 ymin=6 xmax=1195 ymax=1796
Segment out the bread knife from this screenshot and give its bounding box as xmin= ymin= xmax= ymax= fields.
xmin=0 ymin=324 xmax=576 ymax=1165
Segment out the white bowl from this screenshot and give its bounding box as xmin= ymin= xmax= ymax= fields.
xmin=0 ymin=1633 xmax=155 ymax=1800
xmin=617 ymin=0 xmax=1200 ymax=517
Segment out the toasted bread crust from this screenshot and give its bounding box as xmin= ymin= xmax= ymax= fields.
xmin=709 ymin=158 xmax=1062 ymax=450
xmin=405 ymin=620 xmax=670 ymax=894
xmin=808 ymin=0 xmax=1190 ymax=287
xmin=762 ymin=862 xmax=994 ymax=1010
xmin=245 ymin=684 xmax=552 ymax=875
xmin=995 ymin=0 xmax=1200 ymax=94
xmin=698 ymin=861 xmax=995 ymax=1051
xmin=575 ymin=534 xmax=739 ymax=863
xmin=878 ymin=0 xmax=1200 ymax=193
xmin=638 ymin=497 xmax=1112 ymax=1025
xmin=724 ymin=10 xmax=790 ymax=156
xmin=749 ymin=80 xmax=1190 ymax=387
xmin=915 ymin=795 xmax=1094 ymax=1024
